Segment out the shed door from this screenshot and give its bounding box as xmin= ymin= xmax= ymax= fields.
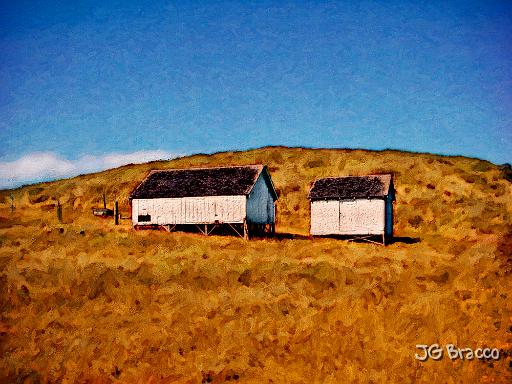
xmin=339 ymin=200 xmax=359 ymax=233
xmin=208 ymin=200 xmax=216 ymax=222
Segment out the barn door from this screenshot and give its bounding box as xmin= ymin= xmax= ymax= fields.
xmin=339 ymin=200 xmax=358 ymax=234
xmin=211 ymin=201 xmax=218 ymax=222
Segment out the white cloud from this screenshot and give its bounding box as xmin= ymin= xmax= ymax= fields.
xmin=0 ymin=150 xmax=179 ymax=189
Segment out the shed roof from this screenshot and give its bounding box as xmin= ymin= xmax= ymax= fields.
xmin=130 ymin=165 xmax=277 ymax=200
xmin=308 ymin=174 xmax=393 ymax=200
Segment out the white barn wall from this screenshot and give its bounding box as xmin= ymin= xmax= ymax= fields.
xmin=339 ymin=199 xmax=385 ymax=235
xmin=132 ymin=195 xmax=246 ymax=225
xmin=311 ymin=199 xmax=386 ymax=235
xmin=310 ymin=200 xmax=340 ymax=235
xmin=246 ymin=174 xmax=275 ymax=224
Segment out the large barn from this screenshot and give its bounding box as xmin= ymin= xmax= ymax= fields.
xmin=129 ymin=165 xmax=278 ymax=238
xmin=308 ymin=174 xmax=394 ymax=244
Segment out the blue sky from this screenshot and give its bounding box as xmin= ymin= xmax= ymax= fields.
xmin=0 ymin=0 xmax=511 ymax=188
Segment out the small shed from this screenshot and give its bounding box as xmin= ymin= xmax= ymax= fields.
xmin=129 ymin=165 xmax=278 ymax=238
xmin=308 ymin=174 xmax=394 ymax=244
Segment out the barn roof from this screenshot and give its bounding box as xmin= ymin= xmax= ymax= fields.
xmin=308 ymin=174 xmax=393 ymax=200
xmin=130 ymin=165 xmax=278 ymax=200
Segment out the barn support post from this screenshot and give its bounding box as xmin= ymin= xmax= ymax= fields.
xmin=382 ymin=233 xmax=386 ymax=246
xmin=206 ymin=224 xmax=217 ymax=235
xmin=205 ymin=224 xmax=208 ymax=236
xmin=195 ymin=224 xmax=206 ymax=235
xmin=162 ymin=224 xmax=176 ymax=232
xmin=227 ymin=223 xmax=244 ymax=238
xmin=243 ymin=220 xmax=249 ymax=240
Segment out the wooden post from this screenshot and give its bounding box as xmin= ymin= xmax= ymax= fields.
xmin=57 ymin=201 xmax=62 ymax=223
xmin=243 ymin=220 xmax=249 ymax=240
xmin=103 ymin=193 xmax=107 ymax=209
xmin=10 ymin=194 xmax=14 ymax=213
xmin=205 ymin=224 xmax=208 ymax=235
xmin=114 ymin=201 xmax=119 ymax=225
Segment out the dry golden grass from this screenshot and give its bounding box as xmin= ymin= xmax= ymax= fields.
xmin=0 ymin=146 xmax=511 ymax=383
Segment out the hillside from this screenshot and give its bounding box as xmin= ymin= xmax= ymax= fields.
xmin=0 ymin=146 xmax=511 ymax=383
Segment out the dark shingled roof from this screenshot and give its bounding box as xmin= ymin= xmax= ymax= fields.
xmin=308 ymin=174 xmax=393 ymax=200
xmin=130 ymin=165 xmax=277 ymax=199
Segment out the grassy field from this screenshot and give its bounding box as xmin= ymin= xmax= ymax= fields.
xmin=0 ymin=146 xmax=511 ymax=383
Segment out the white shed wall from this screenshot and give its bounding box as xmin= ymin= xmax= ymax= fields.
xmin=132 ymin=195 xmax=246 ymax=225
xmin=310 ymin=199 xmax=385 ymax=235
xmin=246 ymin=174 xmax=275 ymax=224
xmin=310 ymin=200 xmax=340 ymax=235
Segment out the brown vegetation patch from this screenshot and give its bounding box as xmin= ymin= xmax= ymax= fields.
xmin=0 ymin=147 xmax=511 ymax=382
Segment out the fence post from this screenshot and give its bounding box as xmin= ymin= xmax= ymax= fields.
xmin=114 ymin=201 xmax=119 ymax=225
xmin=10 ymin=194 xmax=14 ymax=213
xmin=57 ymin=201 xmax=62 ymax=223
